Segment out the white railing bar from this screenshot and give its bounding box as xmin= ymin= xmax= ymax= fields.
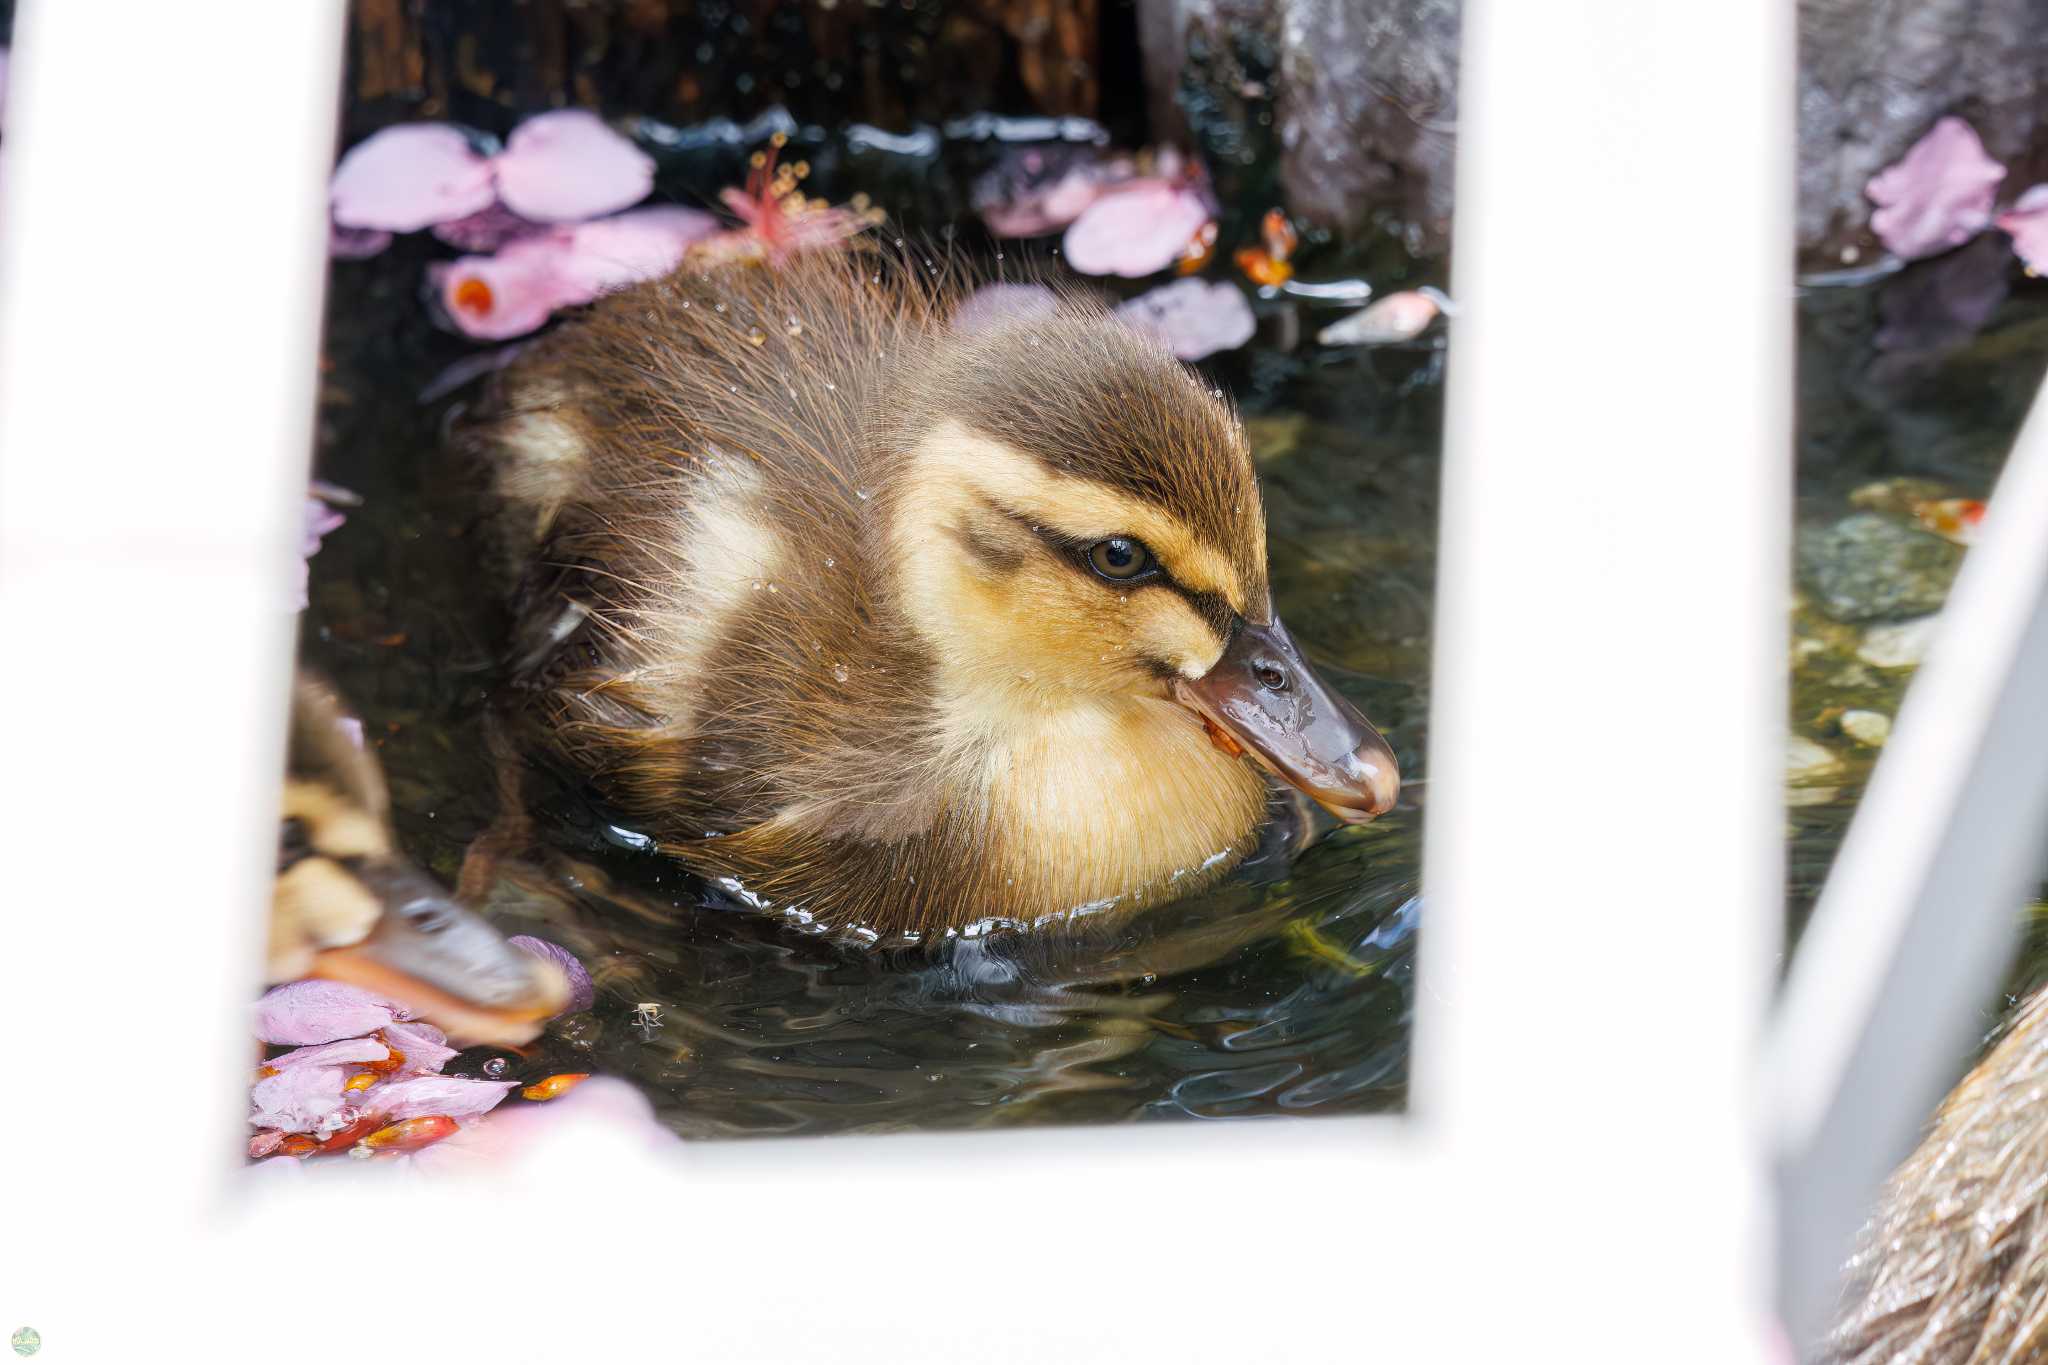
xmin=1418 ymin=0 xmax=1787 ymax=1357
xmin=0 ymin=0 xmax=345 ymax=1347
xmin=1765 ymin=382 xmax=2048 ymax=1351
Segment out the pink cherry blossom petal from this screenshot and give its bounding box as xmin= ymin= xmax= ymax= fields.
xmin=264 ymin=1038 xmax=390 ymax=1073
xmin=1316 ymin=290 xmax=1447 ymax=347
xmin=363 ymin=1075 xmax=519 ymax=1121
xmin=553 ymin=206 xmax=720 ymax=296
xmin=1866 ymin=117 xmax=2007 ymax=261
xmin=952 ymin=283 xmax=1062 ymax=336
xmin=1997 ymin=184 xmax=2048 ymax=273
xmin=330 ymin=124 xmax=497 ymax=233
xmin=255 ymin=981 xmax=402 ymax=1046
xmin=329 ymin=224 xmax=393 ymax=260
xmin=1115 ymin=279 xmax=1256 ymax=361
xmin=493 ymin=110 xmax=656 ymax=223
xmin=508 ymin=937 xmax=595 ymax=1015
xmin=379 ymin=1019 xmax=457 ymax=1076
xmin=430 ymin=239 xmax=578 ymax=341
xmin=1063 ymin=181 xmax=1213 ymax=278
xmin=249 ymin=1065 xmax=352 ymax=1133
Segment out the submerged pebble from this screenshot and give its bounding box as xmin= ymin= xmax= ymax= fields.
xmin=1857 ymin=615 xmax=1940 ymax=669
xmin=1839 ymin=710 xmax=1893 ymax=747
xmin=1796 ymin=514 xmax=1961 ymax=623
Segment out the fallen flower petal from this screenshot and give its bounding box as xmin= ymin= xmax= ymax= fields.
xmin=249 ymin=1064 xmax=352 ymax=1134
xmin=379 ymin=1019 xmax=457 ymax=1076
xmin=430 ymin=238 xmax=576 ymax=341
xmin=330 ymin=124 xmax=497 ymax=234
xmin=950 ymin=283 xmax=1061 ymax=336
xmin=255 ymin=980 xmax=401 ymax=1046
xmin=432 ymin=206 xmax=719 ymax=341
xmin=1317 ymin=289 xmax=1449 ymax=347
xmin=1114 ymin=278 xmax=1256 ymax=361
xmin=508 ymin=936 xmax=596 ymax=1015
xmin=329 ymin=224 xmax=393 ymax=260
xmin=976 ymin=157 xmax=1119 ymax=237
xmin=492 ymin=109 xmax=655 ymax=224
xmin=1996 ymin=184 xmax=2048 ymax=274
xmin=263 ymin=1038 xmax=390 ymax=1073
xmin=1866 ymin=117 xmax=2006 ymax=261
xmin=1064 ymin=180 xmax=1214 ymax=278
xmin=364 ymin=1074 xmax=519 ymax=1121
xmin=553 ymin=206 xmax=721 ymax=297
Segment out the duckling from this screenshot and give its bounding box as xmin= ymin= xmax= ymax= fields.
xmin=1826 ymin=985 xmax=2048 ymax=1363
xmin=275 ymin=674 xmax=568 ymax=1044
xmin=462 ymin=251 xmax=1399 ymax=935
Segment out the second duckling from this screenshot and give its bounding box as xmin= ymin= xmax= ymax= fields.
xmin=466 ymin=253 xmax=1399 ymax=936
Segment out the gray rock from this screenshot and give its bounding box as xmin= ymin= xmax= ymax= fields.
xmin=1140 ymin=0 xmax=2048 ymax=263
xmin=1796 ymin=514 xmax=1963 ymax=623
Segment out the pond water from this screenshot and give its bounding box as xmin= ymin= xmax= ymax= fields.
xmin=302 ymin=115 xmax=2048 ymax=1141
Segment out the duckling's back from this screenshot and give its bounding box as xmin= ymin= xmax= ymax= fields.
xmin=463 ymin=253 xmax=955 ymax=856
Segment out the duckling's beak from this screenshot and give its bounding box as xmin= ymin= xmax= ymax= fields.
xmin=307 ymin=863 xmax=570 ymax=1048
xmin=1173 ymin=616 xmax=1401 ymax=824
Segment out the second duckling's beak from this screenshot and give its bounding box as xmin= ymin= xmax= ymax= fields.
xmin=308 ymin=863 xmax=570 ymax=1048
xmin=1173 ymin=616 xmax=1401 ymax=824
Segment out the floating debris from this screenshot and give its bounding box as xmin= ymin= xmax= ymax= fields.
xmin=1865 ymin=117 xmax=2005 ymax=261
xmin=1997 ymin=184 xmax=2048 ymax=274
xmin=1115 ymin=278 xmax=1256 ymax=361
xmin=1064 ymin=168 xmax=1215 ymax=278
xmin=1317 ymin=288 xmax=1452 ymax=346
xmin=430 ymin=206 xmax=719 ymax=340
xmin=951 ymin=283 xmax=1060 ymax=336
xmin=330 ymin=111 xmax=654 ymax=240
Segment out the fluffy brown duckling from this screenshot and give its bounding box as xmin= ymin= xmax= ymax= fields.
xmin=464 ymin=252 xmax=1399 ymax=937
xmin=274 ymin=674 xmax=568 ymax=1043
xmin=1826 ymin=985 xmax=2048 ymax=1363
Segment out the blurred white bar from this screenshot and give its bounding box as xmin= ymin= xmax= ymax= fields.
xmin=1767 ymin=386 xmax=2048 ymax=1347
xmin=0 ymin=0 xmax=344 ymax=1349
xmin=1420 ymin=1 xmax=1789 ymax=1360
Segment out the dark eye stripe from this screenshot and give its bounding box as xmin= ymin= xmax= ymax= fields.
xmin=985 ymin=499 xmax=1231 ymax=635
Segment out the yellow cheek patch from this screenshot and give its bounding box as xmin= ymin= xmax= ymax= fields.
xmin=908 ymin=423 xmax=1254 ymax=614
xmin=273 ymin=857 xmax=381 ymax=955
xmin=1126 ymin=593 xmax=1229 ymax=678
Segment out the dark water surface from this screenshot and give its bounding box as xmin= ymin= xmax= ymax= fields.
xmin=303 ymin=117 xmax=2048 ymax=1140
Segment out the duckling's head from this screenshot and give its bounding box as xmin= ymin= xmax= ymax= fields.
xmin=274 ymin=676 xmax=569 ymax=1044
xmin=881 ymin=302 xmax=1399 ymax=825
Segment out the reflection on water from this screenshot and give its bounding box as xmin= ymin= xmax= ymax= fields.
xmin=304 ymin=122 xmax=1438 ymax=1138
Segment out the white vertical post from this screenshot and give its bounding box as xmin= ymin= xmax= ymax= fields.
xmin=1766 ymin=390 xmax=2048 ymax=1347
xmin=1419 ymin=2 xmax=1790 ymax=1360
xmin=0 ymin=0 xmax=345 ymax=1351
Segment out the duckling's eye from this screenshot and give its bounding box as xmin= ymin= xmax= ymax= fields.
xmin=1087 ymin=536 xmax=1155 ymax=582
